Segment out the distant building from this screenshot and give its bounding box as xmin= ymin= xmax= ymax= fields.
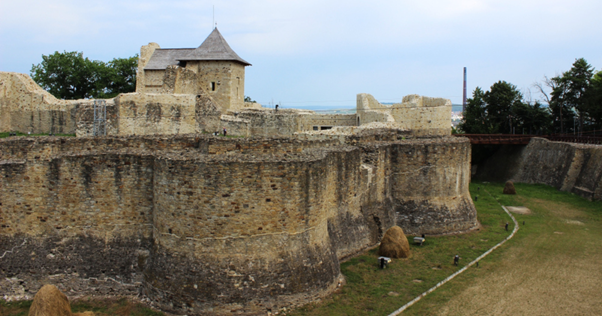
xmin=136 ymin=28 xmax=251 ymax=111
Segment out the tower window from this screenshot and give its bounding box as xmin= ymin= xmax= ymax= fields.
xmin=211 ymin=82 xmax=216 ymax=91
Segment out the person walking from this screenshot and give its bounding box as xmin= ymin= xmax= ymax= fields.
xmin=454 ymin=255 xmax=460 ymax=266
xmin=223 ymin=128 xmax=227 ymax=136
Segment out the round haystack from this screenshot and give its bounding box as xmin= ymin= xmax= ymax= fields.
xmin=503 ymin=181 xmax=517 ymax=195
xmin=29 ymin=284 xmax=72 ymax=316
xmin=378 ymin=226 xmax=411 ymax=258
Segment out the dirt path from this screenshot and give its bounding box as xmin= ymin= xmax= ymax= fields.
xmin=436 ymin=201 xmax=602 ymax=315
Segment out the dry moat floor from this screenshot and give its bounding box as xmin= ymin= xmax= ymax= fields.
xmin=2 ymin=182 xmax=601 ymax=315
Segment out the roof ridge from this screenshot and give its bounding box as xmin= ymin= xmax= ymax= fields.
xmin=176 ymin=28 xmax=251 ymax=66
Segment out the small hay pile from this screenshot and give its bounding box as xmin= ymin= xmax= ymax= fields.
xmin=28 ymin=284 xmax=72 ymax=316
xmin=378 ymin=226 xmax=411 ymax=258
xmin=28 ymin=284 xmax=95 ymax=316
xmin=503 ymin=181 xmax=517 ymax=195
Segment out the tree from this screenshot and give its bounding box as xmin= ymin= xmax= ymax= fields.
xmin=459 ymin=87 xmax=491 ymax=134
xmin=244 ymin=95 xmax=256 ymax=103
xmin=459 ymin=81 xmax=551 ymax=134
xmin=550 ymin=58 xmax=594 ymax=134
xmin=31 ymin=51 xmax=138 ymax=100
xmin=587 ymin=71 xmax=602 ymax=132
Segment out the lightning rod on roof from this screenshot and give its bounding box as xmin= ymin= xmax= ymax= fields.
xmin=213 ymin=5 xmax=215 ymax=29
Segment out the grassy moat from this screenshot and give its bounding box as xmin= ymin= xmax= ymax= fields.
xmin=1 ymin=182 xmax=600 ymax=315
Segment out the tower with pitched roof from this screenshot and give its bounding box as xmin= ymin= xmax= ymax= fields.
xmin=137 ymin=28 xmax=251 ymax=111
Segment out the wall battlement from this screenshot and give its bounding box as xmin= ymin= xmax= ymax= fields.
xmin=0 ymin=133 xmax=477 ymax=315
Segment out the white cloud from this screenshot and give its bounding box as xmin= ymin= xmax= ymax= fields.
xmin=1 ymin=0 xmax=601 ymax=104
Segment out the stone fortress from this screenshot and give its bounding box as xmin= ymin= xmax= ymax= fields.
xmin=0 ymin=28 xmax=479 ymax=315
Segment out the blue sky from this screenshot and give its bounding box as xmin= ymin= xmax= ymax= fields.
xmin=1 ymin=0 xmax=601 ymax=109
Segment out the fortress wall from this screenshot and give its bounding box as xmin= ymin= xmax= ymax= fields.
xmin=236 ymin=110 xmax=301 ymax=136
xmin=297 ymin=114 xmax=357 ymax=131
xmin=356 ymin=93 xmax=451 ymax=136
xmin=0 ymin=134 xmax=478 ymax=314
xmin=514 ymin=138 xmax=602 ymax=200
xmin=146 ymin=150 xmax=358 ymax=314
xmin=0 ymin=136 xmax=343 ymax=163
xmin=113 ymin=93 xmax=198 ymax=136
xmin=390 ymin=105 xmax=451 ymax=136
xmin=0 ymin=72 xmax=80 ymax=134
xmin=0 ymin=152 xmax=155 ymax=298
xmin=389 ymin=137 xmax=478 ymax=235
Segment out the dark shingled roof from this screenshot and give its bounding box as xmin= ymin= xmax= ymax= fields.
xmin=144 ymin=48 xmax=194 ymax=70
xmin=177 ymin=28 xmax=251 ymax=66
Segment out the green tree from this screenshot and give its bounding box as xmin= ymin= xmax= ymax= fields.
xmin=459 ymin=81 xmax=551 ymax=134
xmin=550 ymin=58 xmax=594 ymax=133
xmin=587 ymin=71 xmax=602 ymax=132
xmin=459 ymin=87 xmax=491 ymax=134
xmin=31 ymin=51 xmax=138 ymax=100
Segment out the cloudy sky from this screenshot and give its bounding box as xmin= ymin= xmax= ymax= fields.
xmin=1 ymin=0 xmax=601 ymax=108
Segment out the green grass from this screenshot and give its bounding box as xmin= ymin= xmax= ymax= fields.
xmin=292 ymin=183 xmax=516 ymax=316
xmin=292 ymin=182 xmax=601 ymax=315
xmin=403 ymin=182 xmax=602 ymax=315
xmin=0 ymin=131 xmax=76 ymax=138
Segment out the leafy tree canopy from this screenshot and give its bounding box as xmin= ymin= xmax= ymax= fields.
xmin=459 ymin=81 xmax=551 ymax=135
xmin=549 ymin=58 xmax=595 ymax=133
xmin=31 ymin=51 xmax=138 ymax=100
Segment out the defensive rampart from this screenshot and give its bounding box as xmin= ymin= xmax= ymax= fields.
xmin=0 ymin=133 xmax=477 ymax=315
xmin=0 ymin=72 xmax=81 ymax=134
xmin=357 ymin=93 xmax=452 ymax=136
xmin=513 ymin=138 xmax=602 ymax=200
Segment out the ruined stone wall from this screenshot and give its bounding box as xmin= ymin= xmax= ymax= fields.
xmin=357 ymin=93 xmax=451 ymax=136
xmin=388 ymin=138 xmax=477 ymax=234
xmin=142 ymin=70 xmax=165 ymax=94
xmin=136 ymin=43 xmax=161 ymax=93
xmin=73 ymin=92 xmax=222 ymax=137
xmin=0 ymin=72 xmax=80 ymax=134
xmin=514 ymin=138 xmax=602 ymax=200
xmin=298 ymin=114 xmax=357 ymax=131
xmin=0 ymin=134 xmax=477 ymax=315
xmin=115 ymin=93 xmax=197 ymax=136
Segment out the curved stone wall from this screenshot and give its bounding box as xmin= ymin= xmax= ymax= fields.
xmin=0 ymin=134 xmax=477 ymax=314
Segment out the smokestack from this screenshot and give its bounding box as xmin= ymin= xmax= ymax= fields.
xmin=462 ymin=67 xmax=467 ymax=113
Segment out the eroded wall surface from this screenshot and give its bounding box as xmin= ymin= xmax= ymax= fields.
xmin=357 ymin=93 xmax=452 ymax=136
xmin=0 ymin=134 xmax=477 ymax=315
xmin=0 ymin=72 xmax=81 ymax=134
xmin=514 ymin=138 xmax=602 ymax=200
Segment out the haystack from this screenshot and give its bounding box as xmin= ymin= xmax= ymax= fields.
xmin=378 ymin=226 xmax=411 ymax=258
xmin=503 ymin=181 xmax=516 ymax=195
xmin=28 ymin=284 xmax=72 ymax=316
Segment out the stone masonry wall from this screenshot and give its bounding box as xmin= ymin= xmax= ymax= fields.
xmin=514 ymin=138 xmax=602 ymax=201
xmin=0 ymin=134 xmax=477 ymax=315
xmin=0 ymin=72 xmax=80 ymax=134
xmin=357 ymin=93 xmax=451 ymax=136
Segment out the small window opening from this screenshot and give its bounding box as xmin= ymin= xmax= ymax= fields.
xmin=321 ymin=126 xmax=333 ymax=130
xmin=313 ymin=126 xmax=319 ymax=131
xmin=211 ymin=82 xmax=216 ymax=91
